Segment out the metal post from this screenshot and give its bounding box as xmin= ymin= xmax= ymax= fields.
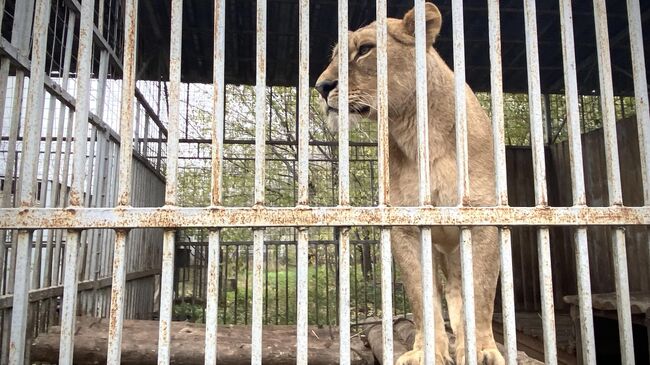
xmin=9 ymin=1 xmax=50 ymax=363
xmin=337 ymin=0 xmax=351 ymax=363
xmin=376 ymin=1 xmax=393 ymax=364
xmin=251 ymin=0 xmax=267 ymax=363
xmin=107 ymin=0 xmax=138 ymax=362
xmin=158 ymin=0 xmax=182 ymax=362
xmin=592 ymin=0 xmax=635 ymax=363
xmin=414 ymin=1 xmax=436 ymax=363
xmin=487 ymin=1 xmax=517 ymax=363
xmin=296 ymin=0 xmax=310 ymax=363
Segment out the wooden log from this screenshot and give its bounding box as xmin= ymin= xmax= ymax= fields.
xmin=362 ymin=317 xmax=410 ymax=364
xmin=31 ymin=317 xmax=372 ymax=364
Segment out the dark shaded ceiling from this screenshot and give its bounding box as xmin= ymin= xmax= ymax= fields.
xmin=137 ymin=0 xmax=650 ymax=95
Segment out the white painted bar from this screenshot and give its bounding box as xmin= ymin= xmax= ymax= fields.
xmin=414 ymin=1 xmax=436 ymax=363
xmin=592 ymin=1 xmax=635 ymax=362
xmin=9 ymin=1 xmax=50 ymax=363
xmin=107 ymin=0 xmax=139 ymax=362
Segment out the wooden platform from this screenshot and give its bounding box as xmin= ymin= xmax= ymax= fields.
xmin=493 ymin=312 xmax=577 ymax=364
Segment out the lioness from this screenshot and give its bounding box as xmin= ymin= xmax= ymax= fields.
xmin=316 ymin=4 xmax=503 ymax=365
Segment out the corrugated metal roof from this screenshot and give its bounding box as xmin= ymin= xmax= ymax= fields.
xmin=137 ymin=0 xmax=650 ymax=94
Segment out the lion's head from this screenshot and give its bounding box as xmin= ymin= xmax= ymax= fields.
xmin=315 ymin=3 xmax=442 ymax=121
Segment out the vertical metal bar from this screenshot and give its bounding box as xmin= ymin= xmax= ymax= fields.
xmin=487 ymin=1 xmax=517 ymax=363
xmin=376 ymin=1 xmax=393 ymax=363
xmin=337 ymin=0 xmax=350 ymax=362
xmin=626 ymin=0 xmax=650 ymax=207
xmin=251 ymin=0 xmax=267 ymax=362
xmin=205 ymin=0 xmax=225 ymax=363
xmin=413 ymin=0 xmax=438 ymax=362
xmin=296 ymin=0 xmax=309 ymax=362
xmin=9 ymin=1 xmax=50 ymax=363
xmin=58 ymin=0 xmax=96 ymax=361
xmin=450 ymin=0 xmax=476 ymax=363
xmin=107 ymin=0 xmax=138 ymax=362
xmin=522 ymin=2 xmax=561 ymax=364
xmin=158 ymin=0 xmax=182 ymax=362
xmin=592 ymin=1 xmax=634 ymax=363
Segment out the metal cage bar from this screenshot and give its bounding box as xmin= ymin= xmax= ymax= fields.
xmin=376 ymin=1 xmax=393 ymax=364
xmin=107 ymin=0 xmax=139 ymax=362
xmin=414 ymin=1 xmax=436 ymax=363
xmin=251 ymin=0 xmax=268 ymax=363
xmin=157 ymin=0 xmax=183 ymax=362
xmin=296 ymin=0 xmax=310 ymax=363
xmin=337 ymin=0 xmax=351 ymax=363
xmin=58 ymin=0 xmax=95 ymax=362
xmin=205 ymin=0 xmax=226 ymax=363
xmin=8 ymin=1 xmax=50 ymax=363
xmin=523 ymin=2 xmax=561 ymax=364
xmin=592 ymin=1 xmax=635 ymax=363
xmin=487 ymin=1 xmax=517 ymax=364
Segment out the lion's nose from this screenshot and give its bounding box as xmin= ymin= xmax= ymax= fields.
xmin=315 ymin=79 xmax=338 ymax=99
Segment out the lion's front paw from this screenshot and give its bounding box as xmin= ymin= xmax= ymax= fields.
xmin=455 ymin=346 xmax=505 ymax=365
xmin=396 ymin=349 xmax=423 ymax=365
xmin=479 ymin=347 xmax=505 ymax=365
xmin=396 ymin=349 xmax=453 ymax=365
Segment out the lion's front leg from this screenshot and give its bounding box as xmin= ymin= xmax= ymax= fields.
xmin=392 ymin=227 xmax=452 ymax=365
xmin=445 ymin=227 xmax=504 ymax=365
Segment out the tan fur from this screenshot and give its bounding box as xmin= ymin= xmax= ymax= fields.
xmin=316 ymin=4 xmax=504 ymax=365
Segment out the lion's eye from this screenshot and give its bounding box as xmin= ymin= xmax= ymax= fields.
xmin=357 ymin=44 xmax=375 ymax=58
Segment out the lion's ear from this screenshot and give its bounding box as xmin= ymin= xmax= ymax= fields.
xmin=402 ymin=2 xmax=442 ymax=44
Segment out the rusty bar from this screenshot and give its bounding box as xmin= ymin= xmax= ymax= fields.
xmin=376 ymin=1 xmax=393 ymax=363
xmin=295 ymin=0 xmax=310 ymax=363
xmin=451 ymin=0 xmax=477 ymax=362
xmin=107 ymin=0 xmax=138 ymax=362
xmin=296 ymin=228 xmax=309 ymax=364
xmin=592 ymin=1 xmax=634 ymax=362
xmin=251 ymin=229 xmax=264 ymax=364
xmin=59 ymin=0 xmax=96 ymax=361
xmin=0 ymin=206 xmax=648 ymax=229
xmin=251 ymin=0 xmax=267 ymax=363
xmin=338 ymin=227 xmax=351 ymax=364
xmin=487 ymin=0 xmax=517 ymax=363
xmin=254 ymin=0 xmax=267 ymax=207
xmin=158 ymin=230 xmax=175 ymax=364
xmin=557 ymin=2 xmax=593 ymax=365
xmin=626 ymin=0 xmax=650 ymax=206
xmin=414 ymin=1 xmax=436 ymax=362
xmin=523 ymin=2 xmax=560 ymax=364
xmin=158 ymin=0 xmax=183 ymax=362
xmin=297 ymin=0 xmax=310 ymax=207
xmin=206 ymin=0 xmax=226 ymax=363
xmin=337 ymin=0 xmax=350 ymax=363
xmin=107 ymin=230 xmax=128 ymax=363
xmin=211 ymin=0 xmax=226 ymax=207
xmin=9 ymin=1 xmax=50 ymax=363
xmin=205 ymin=230 xmax=221 ymax=364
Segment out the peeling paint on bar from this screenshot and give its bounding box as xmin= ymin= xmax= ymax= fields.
xmin=9 ymin=1 xmax=50 ymax=363
xmin=58 ymin=0 xmax=96 ymax=360
xmin=338 ymin=0 xmax=351 ymax=363
xmin=523 ymin=2 xmax=560 ymax=364
xmin=0 ymin=206 xmax=648 ymax=229
xmin=107 ymin=0 xmax=139 ymax=362
xmin=486 ymin=1 xmax=517 ymax=364
xmin=296 ymin=0 xmax=310 ymax=363
xmin=414 ymin=1 xmax=436 ymax=362
xmin=592 ymin=0 xmax=635 ymax=362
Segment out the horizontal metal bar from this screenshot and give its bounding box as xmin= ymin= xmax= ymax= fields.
xmin=0 ymin=269 xmax=160 ymax=309
xmin=0 ymin=206 xmax=647 ymax=229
